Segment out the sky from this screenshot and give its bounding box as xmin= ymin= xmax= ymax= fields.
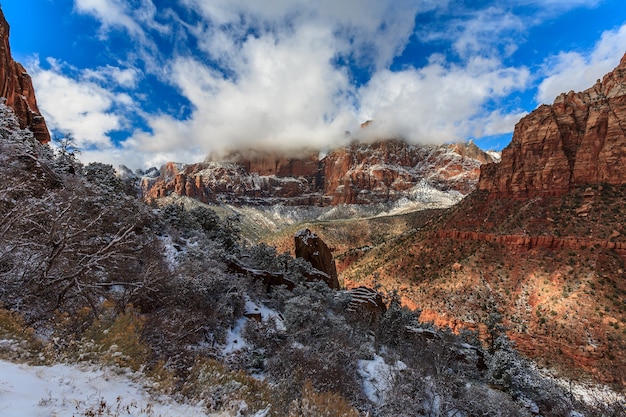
xmin=3 ymin=0 xmax=626 ymax=169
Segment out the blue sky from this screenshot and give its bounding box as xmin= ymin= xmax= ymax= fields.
xmin=3 ymin=0 xmax=626 ymax=168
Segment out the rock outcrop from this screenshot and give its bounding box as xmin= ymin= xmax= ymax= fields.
xmin=345 ymin=286 xmax=386 ymax=320
xmin=141 ymin=140 xmax=494 ymax=207
xmin=294 ymin=228 xmax=339 ymax=289
xmin=0 ymin=8 xmax=49 ymax=144
xmin=434 ymin=230 xmax=626 ymax=256
xmin=479 ymin=53 xmax=626 ymax=198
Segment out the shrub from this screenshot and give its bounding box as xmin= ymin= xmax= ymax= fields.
xmin=288 ymin=380 xmax=360 ymax=417
xmin=182 ymin=357 xmax=273 ymax=415
xmin=0 ymin=308 xmax=45 ymax=362
xmin=81 ymin=304 xmax=148 ymax=371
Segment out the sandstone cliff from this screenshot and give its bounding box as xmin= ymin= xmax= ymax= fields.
xmin=479 ymin=53 xmax=626 ymax=197
xmin=141 ymin=140 xmax=493 ymax=207
xmin=0 ymin=8 xmax=49 ymax=144
xmin=324 ymin=140 xmax=487 ymax=204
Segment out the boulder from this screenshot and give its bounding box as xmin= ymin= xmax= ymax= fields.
xmin=294 ymin=228 xmax=339 ymax=289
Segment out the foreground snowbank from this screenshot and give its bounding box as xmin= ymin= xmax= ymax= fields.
xmin=0 ymin=360 xmax=210 ymax=417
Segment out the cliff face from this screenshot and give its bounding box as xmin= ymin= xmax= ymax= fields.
xmin=479 ymin=54 xmax=626 ymax=197
xmin=141 ymin=140 xmax=494 ymax=206
xmin=324 ymin=140 xmax=487 ymax=205
xmin=0 ymin=8 xmax=49 ymax=144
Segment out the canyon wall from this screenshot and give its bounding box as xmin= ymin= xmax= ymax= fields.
xmin=479 ymin=53 xmax=626 ymax=197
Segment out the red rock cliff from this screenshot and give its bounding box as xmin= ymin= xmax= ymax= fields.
xmin=479 ymin=53 xmax=626 ymax=197
xmin=0 ymin=8 xmax=49 ymax=144
xmin=142 ymin=140 xmax=493 ymax=206
xmin=324 ymin=140 xmax=489 ymax=204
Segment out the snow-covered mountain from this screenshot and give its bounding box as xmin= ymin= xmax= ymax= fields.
xmin=138 ymin=140 xmax=496 ymax=213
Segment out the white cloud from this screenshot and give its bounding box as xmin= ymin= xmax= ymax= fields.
xmin=131 ymin=24 xmax=356 ymax=157
xmin=73 ymin=0 xmax=168 ymax=45
xmin=482 ymin=109 xmax=529 ymax=136
xmin=116 ymin=0 xmax=531 ymax=162
xmin=73 ymin=0 xmax=144 ymax=39
xmin=73 ymin=2 xmax=534 ymax=166
xmin=83 ymin=65 xmax=141 ymax=89
xmin=514 ymin=0 xmax=601 ymax=9
xmin=181 ymin=0 xmax=433 ymax=69
xmin=536 ymin=23 xmax=626 ymax=104
xmin=452 ymin=8 xmax=524 ymax=58
xmin=29 ymin=58 xmax=133 ymax=148
xmin=355 ymin=57 xmax=530 ymax=143
xmin=122 ymin=37 xmax=530 ymax=163
xmin=41 ymin=0 xmax=620 ymax=169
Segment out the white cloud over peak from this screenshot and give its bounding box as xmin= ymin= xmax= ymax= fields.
xmin=536 ymin=23 xmax=626 ymax=104
xmin=356 ymin=57 xmax=530 ymax=143
xmin=136 ymin=24 xmax=356 ymax=156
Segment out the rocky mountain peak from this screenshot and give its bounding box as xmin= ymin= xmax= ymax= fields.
xmin=0 ymin=8 xmax=49 ymax=144
xmin=479 ymin=52 xmax=626 ymax=198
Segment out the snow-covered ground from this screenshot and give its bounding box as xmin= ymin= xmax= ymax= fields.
xmin=358 ymin=354 xmax=407 ymax=405
xmin=0 ymin=360 xmax=212 ymax=417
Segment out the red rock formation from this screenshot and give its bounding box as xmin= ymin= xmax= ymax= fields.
xmin=345 ymin=286 xmax=386 ymax=321
xmin=294 ymin=228 xmax=340 ymax=289
xmin=0 ymin=8 xmax=49 ymax=144
xmin=322 ymin=139 xmax=491 ymax=204
xmin=324 ymin=140 xmax=493 ymax=204
xmin=232 ymin=150 xmax=321 ymax=178
xmin=142 ymin=140 xmax=493 ymax=206
xmin=479 ymin=53 xmax=626 ymax=197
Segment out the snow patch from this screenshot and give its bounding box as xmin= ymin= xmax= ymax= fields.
xmin=222 ymin=317 xmax=250 ymax=355
xmin=487 ymin=150 xmax=502 ymax=163
xmin=158 ymin=235 xmax=180 ymax=269
xmin=358 ymin=355 xmax=406 ymax=405
xmin=295 ymin=228 xmax=316 ymax=245
xmin=244 ymin=298 xmax=286 ymax=332
xmin=258 ymin=305 xmax=286 ymax=332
